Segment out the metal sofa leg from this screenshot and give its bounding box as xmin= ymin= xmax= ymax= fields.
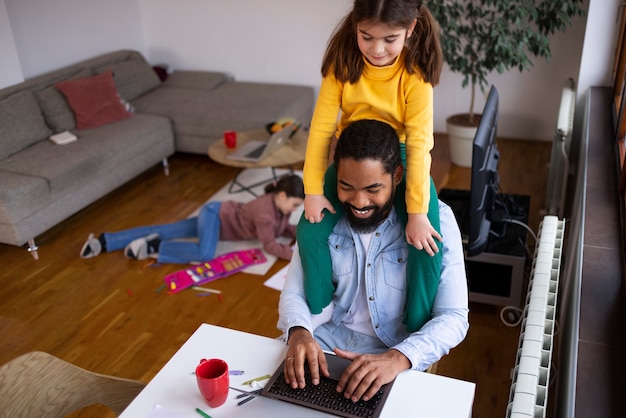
xmin=162 ymin=157 xmax=170 ymax=176
xmin=27 ymin=239 xmax=39 ymax=260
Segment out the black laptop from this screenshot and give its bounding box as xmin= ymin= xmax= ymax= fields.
xmin=260 ymin=352 xmax=395 ymax=418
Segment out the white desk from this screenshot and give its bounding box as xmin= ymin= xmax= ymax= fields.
xmin=120 ymin=324 xmax=475 ymax=418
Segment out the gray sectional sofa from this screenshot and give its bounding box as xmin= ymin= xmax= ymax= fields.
xmin=0 ymin=50 xmax=315 ymax=257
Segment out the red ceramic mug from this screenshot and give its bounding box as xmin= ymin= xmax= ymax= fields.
xmin=224 ymin=131 xmax=237 ymax=149
xmin=196 ymin=358 xmax=229 ymax=408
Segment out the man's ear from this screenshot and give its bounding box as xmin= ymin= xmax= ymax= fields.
xmin=393 ymin=165 xmax=404 ymax=185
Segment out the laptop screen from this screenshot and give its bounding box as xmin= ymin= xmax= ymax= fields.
xmin=226 ymin=123 xmax=295 ymax=163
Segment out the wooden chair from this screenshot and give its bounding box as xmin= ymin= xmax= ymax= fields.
xmin=0 ymin=351 xmax=146 ymax=417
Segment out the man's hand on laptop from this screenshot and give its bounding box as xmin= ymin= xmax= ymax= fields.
xmin=334 ymin=348 xmax=410 ymax=402
xmin=285 ymin=327 xmax=330 ymax=389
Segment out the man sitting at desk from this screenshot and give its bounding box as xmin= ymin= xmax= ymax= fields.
xmin=277 ymin=119 xmax=469 ymax=403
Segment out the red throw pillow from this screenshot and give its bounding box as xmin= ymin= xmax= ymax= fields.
xmin=55 ymin=70 xmax=132 ymax=130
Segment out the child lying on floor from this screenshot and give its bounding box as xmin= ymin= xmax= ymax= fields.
xmin=80 ymin=174 xmax=304 ymax=263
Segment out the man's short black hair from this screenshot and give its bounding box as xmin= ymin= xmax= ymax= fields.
xmin=334 ymin=119 xmax=402 ymax=175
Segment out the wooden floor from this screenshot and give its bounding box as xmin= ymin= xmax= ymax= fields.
xmin=0 ymin=134 xmax=551 ymax=417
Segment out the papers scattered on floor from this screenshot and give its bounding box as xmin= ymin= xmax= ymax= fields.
xmin=264 ymin=264 xmax=289 ymax=291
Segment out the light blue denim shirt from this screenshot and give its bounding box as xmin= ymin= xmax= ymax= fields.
xmin=278 ymin=201 xmax=469 ymax=371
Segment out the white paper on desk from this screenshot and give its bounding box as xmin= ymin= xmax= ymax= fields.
xmin=147 ymin=404 xmax=190 ymax=417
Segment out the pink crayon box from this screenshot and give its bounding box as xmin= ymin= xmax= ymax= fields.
xmin=164 ymin=248 xmax=266 ymax=294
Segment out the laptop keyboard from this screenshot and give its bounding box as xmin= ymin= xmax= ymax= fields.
xmin=246 ymin=144 xmax=266 ymax=159
xmin=265 ymin=369 xmax=385 ymax=418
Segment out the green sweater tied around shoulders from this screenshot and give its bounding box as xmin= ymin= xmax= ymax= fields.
xmin=296 ymin=152 xmax=442 ymax=332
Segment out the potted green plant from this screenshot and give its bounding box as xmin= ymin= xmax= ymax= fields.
xmin=429 ymin=0 xmax=585 ymax=167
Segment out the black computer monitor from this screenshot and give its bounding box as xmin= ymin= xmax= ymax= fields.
xmin=467 ymin=86 xmax=500 ymax=257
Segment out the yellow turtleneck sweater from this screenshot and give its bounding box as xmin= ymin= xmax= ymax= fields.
xmin=303 ymin=53 xmax=433 ymax=214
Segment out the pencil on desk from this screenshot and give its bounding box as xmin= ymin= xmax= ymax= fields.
xmin=197 ymin=292 xmax=217 ymax=297
xmin=237 ymin=395 xmax=256 ymax=407
xmin=192 ymin=286 xmax=222 ymax=294
xmin=242 ymin=374 xmax=271 ymax=386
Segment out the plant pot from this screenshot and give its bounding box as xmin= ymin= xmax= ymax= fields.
xmin=446 ymin=114 xmax=480 ymax=168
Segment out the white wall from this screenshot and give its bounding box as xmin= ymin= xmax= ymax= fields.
xmin=138 ymin=0 xmax=348 ymax=88
xmin=573 ymin=0 xmax=621 ymax=143
xmin=438 ymin=12 xmax=588 ymax=141
xmin=577 ymin=0 xmax=619 ymax=93
xmin=4 ymin=0 xmax=146 ymax=79
xmin=137 ymin=0 xmax=589 ymax=141
xmin=0 ymin=0 xmax=613 ymax=142
xmin=0 ymin=0 xmax=22 ymax=86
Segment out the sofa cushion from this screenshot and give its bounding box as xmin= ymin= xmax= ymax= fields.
xmin=163 ymin=71 xmax=230 ymax=91
xmin=133 ymin=81 xmax=315 ymax=139
xmin=0 ymin=91 xmax=53 ymax=160
xmin=96 ymin=59 xmax=161 ymax=100
xmin=33 ymin=69 xmax=93 ymax=132
xmin=0 ymin=114 xmax=171 ymax=198
xmin=0 ymin=170 xmax=50 ymax=224
xmin=55 ymin=70 xmax=132 ymax=130
xmin=0 ymin=137 xmax=105 ymax=193
xmin=76 ymin=114 xmax=174 ymax=162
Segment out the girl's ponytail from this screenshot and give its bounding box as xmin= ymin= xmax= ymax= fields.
xmin=321 ymin=12 xmax=364 ymax=83
xmin=405 ymin=4 xmax=443 ymax=86
xmin=264 ymin=174 xmax=304 ymax=199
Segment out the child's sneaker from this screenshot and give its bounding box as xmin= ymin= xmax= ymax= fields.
xmin=80 ymin=233 xmax=102 ymax=259
xmin=124 ymin=233 xmax=161 ymax=260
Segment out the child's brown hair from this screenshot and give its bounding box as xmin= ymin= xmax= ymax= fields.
xmin=321 ymin=0 xmax=442 ymax=85
xmin=264 ymin=174 xmax=304 ymax=198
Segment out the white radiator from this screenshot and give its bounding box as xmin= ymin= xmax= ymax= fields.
xmin=506 ymin=215 xmax=565 ymax=418
xmin=545 ymin=79 xmax=576 ymax=217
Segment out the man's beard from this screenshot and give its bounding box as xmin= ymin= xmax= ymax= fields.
xmin=343 ymin=193 xmax=394 ymax=233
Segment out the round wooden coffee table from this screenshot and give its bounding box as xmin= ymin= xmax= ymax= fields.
xmin=208 ymin=128 xmax=307 ymax=196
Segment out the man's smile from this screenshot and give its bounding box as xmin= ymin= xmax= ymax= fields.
xmin=348 ymin=205 xmax=375 ymax=219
